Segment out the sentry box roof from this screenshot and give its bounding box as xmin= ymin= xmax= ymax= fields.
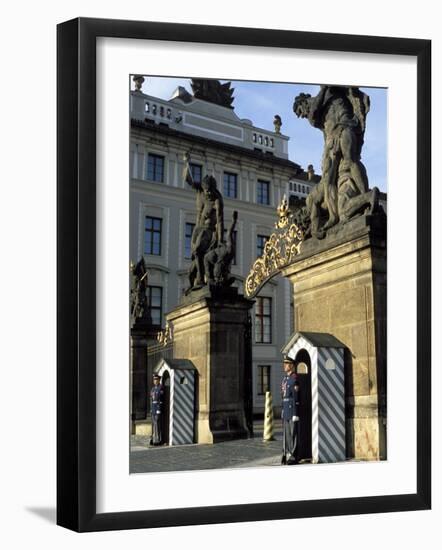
xmin=281 ymin=331 xmax=345 ymax=355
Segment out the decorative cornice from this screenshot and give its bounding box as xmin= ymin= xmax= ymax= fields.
xmin=131 ymin=118 xmax=301 ymax=172
xmin=144 ymin=263 xmax=171 ymax=274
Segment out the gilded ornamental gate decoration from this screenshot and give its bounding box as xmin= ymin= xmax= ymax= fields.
xmin=245 ymin=195 xmax=306 ymax=298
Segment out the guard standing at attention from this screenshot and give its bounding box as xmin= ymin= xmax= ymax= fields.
xmin=281 ymin=357 xmax=300 ymax=465
xmin=150 ymin=373 xmax=164 ymax=446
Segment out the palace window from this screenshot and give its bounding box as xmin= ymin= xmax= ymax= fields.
xmin=256 ymin=234 xmax=269 ymax=257
xmin=146 ymin=153 xmax=164 ymax=182
xmin=257 ymin=365 xmax=271 ymax=395
xmin=184 ymin=222 xmax=195 ymax=260
xmin=223 ymin=172 xmax=238 ymax=198
xmin=257 ymin=180 xmax=270 ymax=205
xmin=255 ymin=296 xmax=272 ymax=344
xmin=144 ymin=216 xmax=162 ymax=256
xmin=189 ymin=163 xmax=202 ymax=185
xmin=147 ymin=286 xmax=163 ymax=326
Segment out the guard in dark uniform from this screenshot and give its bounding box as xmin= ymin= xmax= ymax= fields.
xmin=281 ymin=357 xmax=300 ymax=465
xmin=150 ymin=373 xmax=164 ymax=446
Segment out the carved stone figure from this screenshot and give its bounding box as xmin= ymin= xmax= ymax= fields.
xmin=132 ymin=75 xmax=145 ymax=92
xmin=204 ymin=211 xmax=238 ymax=287
xmin=191 ymin=79 xmax=235 ymax=109
xmin=293 ymin=85 xmax=379 ymax=238
xmin=288 ymin=195 xmax=311 ymax=236
xmin=273 ymin=114 xmax=282 ymax=134
xmin=183 ymin=152 xmax=225 ymax=291
xmin=337 ymin=171 xmax=380 ymax=224
xmin=130 ymin=257 xmax=149 ymax=320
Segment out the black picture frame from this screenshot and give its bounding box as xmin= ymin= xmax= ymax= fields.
xmin=57 ymin=17 xmax=431 ymax=532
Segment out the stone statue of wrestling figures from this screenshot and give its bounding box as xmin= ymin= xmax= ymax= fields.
xmin=293 ymin=85 xmax=382 ymax=239
xmin=183 ymin=152 xmax=237 ymax=292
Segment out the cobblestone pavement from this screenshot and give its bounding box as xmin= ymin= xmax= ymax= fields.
xmin=130 ymin=420 xmax=285 ymax=474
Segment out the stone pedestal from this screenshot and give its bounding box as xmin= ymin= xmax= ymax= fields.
xmin=282 ymin=214 xmax=387 ymax=460
xmin=166 ymin=287 xmax=253 ymax=444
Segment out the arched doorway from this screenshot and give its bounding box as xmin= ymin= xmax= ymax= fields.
xmin=294 ymin=348 xmax=312 ymax=461
xmin=161 ymin=371 xmax=171 ymax=445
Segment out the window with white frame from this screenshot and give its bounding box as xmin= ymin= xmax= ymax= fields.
xmin=223 ymin=172 xmax=238 ymax=198
xmin=256 ymin=234 xmax=269 ymax=257
xmin=146 ymin=153 xmax=164 ymax=183
xmin=147 ymin=286 xmax=163 ymax=326
xmin=184 ymin=222 xmax=195 ymax=260
xmin=255 ymin=296 xmax=272 ymax=343
xmin=190 ymin=163 xmax=202 ymax=185
xmin=257 ymin=365 xmax=271 ymax=395
xmin=257 ymin=180 xmax=270 ymax=205
xmin=144 ymin=216 xmax=162 ymax=256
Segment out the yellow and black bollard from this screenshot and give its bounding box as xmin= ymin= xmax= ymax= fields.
xmin=263 ymin=391 xmax=275 ymax=441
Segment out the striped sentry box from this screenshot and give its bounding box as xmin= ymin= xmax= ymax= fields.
xmin=156 ymin=358 xmax=197 ymax=446
xmin=282 ymin=332 xmax=346 ymax=464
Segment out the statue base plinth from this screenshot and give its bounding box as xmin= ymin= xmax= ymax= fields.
xmin=181 ymin=284 xmax=239 ymax=305
xmin=167 ymin=286 xmax=253 ymax=444
xmin=282 ymin=214 xmax=387 ymax=460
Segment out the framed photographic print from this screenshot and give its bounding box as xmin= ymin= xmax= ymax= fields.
xmin=57 ymin=17 xmax=431 ymax=532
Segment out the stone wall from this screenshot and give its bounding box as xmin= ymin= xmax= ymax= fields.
xmin=282 ymin=215 xmax=387 ymax=460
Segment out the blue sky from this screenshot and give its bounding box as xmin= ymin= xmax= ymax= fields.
xmin=133 ymin=77 xmax=387 ymax=192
